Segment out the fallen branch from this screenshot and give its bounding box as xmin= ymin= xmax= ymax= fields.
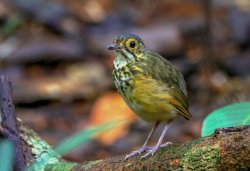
xmin=5 ymin=121 xmax=250 ymax=171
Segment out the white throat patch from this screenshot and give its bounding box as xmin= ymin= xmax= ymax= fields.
xmin=114 ymin=50 xmax=134 ymax=69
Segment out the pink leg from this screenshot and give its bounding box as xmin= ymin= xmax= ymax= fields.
xmin=125 ymin=122 xmax=159 ymax=160
xmin=141 ymin=124 xmax=172 ymax=159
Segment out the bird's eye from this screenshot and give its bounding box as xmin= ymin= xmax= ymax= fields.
xmin=129 ymin=41 xmax=136 ymax=48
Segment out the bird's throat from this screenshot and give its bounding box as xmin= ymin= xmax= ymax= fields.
xmin=114 ymin=51 xmax=132 ymax=69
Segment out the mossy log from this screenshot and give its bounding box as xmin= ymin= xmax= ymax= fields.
xmin=6 ymin=122 xmax=250 ymax=171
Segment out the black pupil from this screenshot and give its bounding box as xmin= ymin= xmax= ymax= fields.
xmin=130 ymin=41 xmax=136 ymax=48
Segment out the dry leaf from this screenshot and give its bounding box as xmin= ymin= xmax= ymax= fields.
xmin=89 ymin=91 xmax=136 ymax=145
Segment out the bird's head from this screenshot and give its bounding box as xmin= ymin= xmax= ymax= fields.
xmin=107 ymin=33 xmax=146 ymax=62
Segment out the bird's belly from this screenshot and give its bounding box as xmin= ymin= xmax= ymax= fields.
xmin=124 ymin=96 xmax=178 ymax=122
xmin=113 ymin=66 xmax=179 ymax=122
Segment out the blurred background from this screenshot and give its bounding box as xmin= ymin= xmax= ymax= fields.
xmin=0 ymin=0 xmax=250 ymax=162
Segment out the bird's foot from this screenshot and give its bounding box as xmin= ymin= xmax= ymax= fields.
xmin=125 ymin=145 xmax=149 ymax=160
xmin=141 ymin=142 xmax=172 ymax=159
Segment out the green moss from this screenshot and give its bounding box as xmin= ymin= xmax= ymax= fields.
xmin=180 ymin=144 xmax=221 ymax=170
xmin=152 ymin=137 xmax=221 ymax=170
xmin=81 ymin=160 xmax=103 ymax=170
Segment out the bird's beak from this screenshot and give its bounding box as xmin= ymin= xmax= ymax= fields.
xmin=107 ymin=43 xmax=121 ymax=50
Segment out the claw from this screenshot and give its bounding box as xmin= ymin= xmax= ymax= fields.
xmin=125 ymin=145 xmax=149 ymax=160
xmin=141 ymin=145 xmax=159 ymax=159
xmin=141 ymin=142 xmax=172 ymax=159
xmin=160 ymin=142 xmax=172 ymax=147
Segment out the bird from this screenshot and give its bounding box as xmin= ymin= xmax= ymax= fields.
xmin=107 ymin=33 xmax=191 ymax=159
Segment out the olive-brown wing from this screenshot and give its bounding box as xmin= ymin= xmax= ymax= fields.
xmin=128 ymin=62 xmax=191 ymax=120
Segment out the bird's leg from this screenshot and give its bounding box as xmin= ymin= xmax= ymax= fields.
xmin=125 ymin=122 xmax=159 ymax=160
xmin=141 ymin=123 xmax=172 ymax=159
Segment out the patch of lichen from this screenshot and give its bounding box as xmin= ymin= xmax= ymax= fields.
xmin=45 ymin=161 xmax=76 ymax=171
xmin=80 ymin=160 xmax=103 ymax=170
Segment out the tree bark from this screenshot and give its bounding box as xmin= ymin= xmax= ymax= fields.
xmin=0 ymin=76 xmax=26 ymax=171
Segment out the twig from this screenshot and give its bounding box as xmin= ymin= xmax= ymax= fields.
xmin=0 ymin=76 xmax=26 ymax=171
xmin=202 ymin=0 xmax=216 ymax=71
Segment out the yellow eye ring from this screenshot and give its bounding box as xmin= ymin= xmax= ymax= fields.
xmin=126 ymin=38 xmax=138 ymax=50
